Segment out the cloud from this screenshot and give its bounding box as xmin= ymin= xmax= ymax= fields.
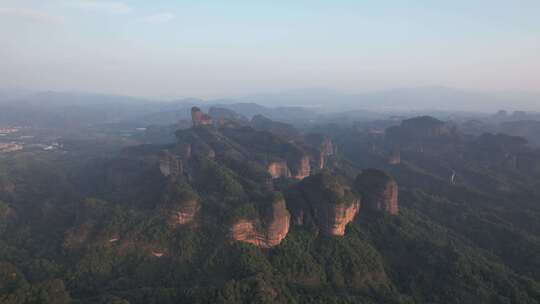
xmin=0 ymin=7 xmax=65 ymax=24
xmin=141 ymin=13 xmax=175 ymax=24
xmin=70 ymin=1 xmax=132 ymax=14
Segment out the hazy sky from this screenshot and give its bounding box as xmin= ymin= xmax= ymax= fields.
xmin=1 ymin=0 xmax=539 ymax=98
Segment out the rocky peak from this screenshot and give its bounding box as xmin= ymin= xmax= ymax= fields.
xmin=354 ymin=169 xmax=398 ymax=215
xmin=386 ymin=116 xmax=455 ymax=144
xmin=191 ymin=107 xmax=213 ymax=127
xmin=267 ymin=161 xmax=291 ymax=179
xmin=295 ymin=171 xmax=360 ymax=236
xmin=291 ymin=155 xmax=311 ymax=180
xmin=162 ymin=184 xmax=201 ymax=227
xmin=305 ymin=134 xmax=337 ymax=169
xmin=230 ymin=194 xmax=290 ymax=248
xmin=171 ymin=198 xmax=200 ymax=226
xmin=159 ymin=150 xmax=182 ymax=178
xmin=320 ymin=137 xmax=336 ymax=156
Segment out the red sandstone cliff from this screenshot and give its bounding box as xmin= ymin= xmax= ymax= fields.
xmin=294 ymin=171 xmax=361 ymax=236
xmin=315 ymin=197 xmax=360 ymax=236
xmin=191 ymin=107 xmax=213 ymax=126
xmin=267 ymin=161 xmax=291 ymax=179
xmin=292 ymin=155 xmax=311 ymax=180
xmin=355 ymin=169 xmax=398 ymax=215
xmin=319 ymin=137 xmax=336 ymax=169
xmin=230 ymin=196 xmax=290 ymax=248
xmin=169 ymin=198 xmax=200 ymax=226
xmin=161 ymin=184 xmax=201 ymax=227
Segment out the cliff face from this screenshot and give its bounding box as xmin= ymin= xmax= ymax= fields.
xmin=191 ymin=107 xmax=213 ymax=126
xmin=170 ymin=198 xmax=200 ymax=226
xmin=295 ymin=171 xmax=361 ymax=236
xmin=292 ymin=155 xmax=311 ymax=180
xmin=305 ymin=134 xmax=336 ymax=169
xmin=319 ymin=137 xmax=336 ymax=169
xmin=230 ymin=196 xmax=290 ymax=248
xmin=355 ymin=169 xmax=398 ymax=215
xmin=315 ymin=198 xmax=360 ymax=236
xmin=267 ymin=161 xmax=291 ymax=179
xmin=159 ymin=151 xmax=182 ymax=178
xmin=230 ymin=220 xmax=258 ymax=244
xmin=162 ymin=185 xmax=201 ymax=227
xmin=320 ymin=137 xmax=336 ymax=156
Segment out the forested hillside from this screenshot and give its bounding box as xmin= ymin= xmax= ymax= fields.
xmin=1 ymin=108 xmax=539 ymax=304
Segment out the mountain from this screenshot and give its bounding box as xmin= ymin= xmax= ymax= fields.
xmin=1 ymin=106 xmax=540 ymax=303
xmin=236 ymin=87 xmax=540 ymax=112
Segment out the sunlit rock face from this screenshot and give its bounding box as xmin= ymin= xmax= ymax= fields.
xmin=230 ymin=196 xmax=290 ymax=248
xmin=295 ymin=171 xmax=361 ymax=236
xmin=305 ymin=134 xmax=337 ymax=169
xmin=292 ymin=155 xmax=311 ymax=180
xmin=319 ymin=137 xmax=336 ymax=169
xmin=267 ymin=161 xmax=291 ymax=179
xmin=355 ymin=169 xmax=398 ymax=215
xmin=162 ymin=184 xmax=201 ymax=227
xmin=191 ymin=107 xmax=213 ymax=126
xmin=170 ymin=198 xmax=200 ymax=226
xmin=230 ymin=219 xmax=257 ymax=244
xmin=316 ymin=198 xmax=360 ymax=236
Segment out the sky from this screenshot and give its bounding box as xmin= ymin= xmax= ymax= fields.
xmin=0 ymin=0 xmax=539 ymax=99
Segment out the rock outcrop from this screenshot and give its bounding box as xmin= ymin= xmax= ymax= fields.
xmin=170 ymin=198 xmax=200 ymax=226
xmin=316 ymin=198 xmax=360 ymax=236
xmin=294 ymin=171 xmax=361 ymax=236
xmin=230 ymin=195 xmax=290 ymax=248
xmin=319 ymin=137 xmax=336 ymax=169
xmin=159 ymin=150 xmax=182 ymax=178
xmin=304 ymin=134 xmax=337 ymax=169
xmin=355 ymin=169 xmax=398 ymax=215
xmin=267 ymin=161 xmax=291 ymax=179
xmin=291 ymin=155 xmax=311 ymax=180
xmin=163 ymin=185 xmax=201 ymax=227
xmin=191 ymin=107 xmax=213 ymax=126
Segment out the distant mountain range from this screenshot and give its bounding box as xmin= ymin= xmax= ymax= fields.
xmin=233 ymin=87 xmax=540 ymax=112
xmin=0 ymin=87 xmax=538 ymax=128
xmin=2 ymin=86 xmax=538 ymax=113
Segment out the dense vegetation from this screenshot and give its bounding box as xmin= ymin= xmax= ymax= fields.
xmin=1 ymin=113 xmax=540 ymax=304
